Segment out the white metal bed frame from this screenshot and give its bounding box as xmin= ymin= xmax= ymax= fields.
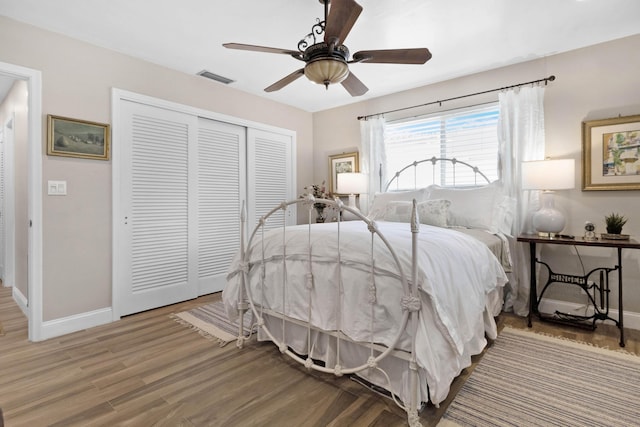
xmin=232 ymin=158 xmax=491 ymax=426
xmin=383 ymin=156 xmax=491 ymax=192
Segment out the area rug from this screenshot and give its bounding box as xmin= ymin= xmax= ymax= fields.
xmin=438 ymin=327 xmax=640 ymax=427
xmin=172 ymin=300 xmax=252 ymax=347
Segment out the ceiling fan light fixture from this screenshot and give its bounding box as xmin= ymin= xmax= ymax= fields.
xmin=223 ymin=0 xmax=430 ymax=96
xmin=304 ymin=57 xmax=349 ymax=88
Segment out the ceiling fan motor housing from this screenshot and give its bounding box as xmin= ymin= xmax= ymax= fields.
xmin=303 ymin=43 xmax=350 ymax=87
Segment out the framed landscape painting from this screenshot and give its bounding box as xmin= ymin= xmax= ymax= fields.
xmin=47 ymin=114 xmax=111 ymax=160
xmin=582 ymin=114 xmax=640 ymax=191
xmin=329 ymin=151 xmax=359 ymax=195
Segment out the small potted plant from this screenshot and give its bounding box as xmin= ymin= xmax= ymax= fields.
xmin=603 ymin=212 xmax=629 ymax=239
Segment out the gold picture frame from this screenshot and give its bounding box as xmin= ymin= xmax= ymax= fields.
xmin=47 ymin=114 xmax=111 ymax=160
xmin=582 ymin=114 xmax=640 ymax=191
xmin=328 ymin=151 xmax=359 ymax=195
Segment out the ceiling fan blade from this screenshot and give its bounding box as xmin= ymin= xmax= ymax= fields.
xmin=324 ymin=0 xmax=363 ymax=46
xmin=341 ymin=72 xmax=368 ymax=96
xmin=265 ymin=69 xmax=305 ymax=92
xmin=352 ymin=48 xmax=432 ymax=64
xmin=223 ymin=43 xmax=301 ymax=57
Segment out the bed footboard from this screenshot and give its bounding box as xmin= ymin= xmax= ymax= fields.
xmin=234 ymin=196 xmax=423 ymax=426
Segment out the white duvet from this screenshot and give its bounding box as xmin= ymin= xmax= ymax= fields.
xmin=223 ymin=220 xmax=508 ymax=405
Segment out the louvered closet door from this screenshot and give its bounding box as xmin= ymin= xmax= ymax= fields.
xmin=197 ymin=118 xmax=246 ymax=294
xmin=119 ymin=101 xmax=198 ymax=316
xmin=247 ymin=128 xmax=295 ymax=230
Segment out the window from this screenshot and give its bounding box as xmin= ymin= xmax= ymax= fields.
xmin=384 ymin=103 xmax=499 ymax=190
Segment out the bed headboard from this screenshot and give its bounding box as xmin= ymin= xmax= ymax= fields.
xmin=382 ymin=156 xmax=491 ymax=192
xmin=372 ymin=156 xmax=513 ymax=236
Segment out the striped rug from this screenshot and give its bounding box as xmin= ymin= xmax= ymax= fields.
xmin=172 ymin=300 xmax=252 ymax=347
xmin=439 ymin=327 xmax=640 ymax=427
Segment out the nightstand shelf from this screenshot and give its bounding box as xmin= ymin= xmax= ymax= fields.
xmin=517 ymin=234 xmax=640 ymax=347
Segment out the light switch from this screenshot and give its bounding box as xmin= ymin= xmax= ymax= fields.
xmin=48 ymin=180 xmax=67 ymax=196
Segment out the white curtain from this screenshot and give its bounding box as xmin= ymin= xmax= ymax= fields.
xmin=498 ymin=85 xmax=546 ymax=315
xmin=359 ymin=116 xmax=386 ymax=214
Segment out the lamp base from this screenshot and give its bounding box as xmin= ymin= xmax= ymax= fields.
xmin=341 ymin=193 xmax=360 ymax=221
xmin=532 ymin=191 xmax=566 ymax=236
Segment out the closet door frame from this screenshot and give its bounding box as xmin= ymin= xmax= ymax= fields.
xmin=111 ymin=89 xmax=296 ymax=319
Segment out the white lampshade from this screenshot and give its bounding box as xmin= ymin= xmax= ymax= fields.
xmin=521 ymin=158 xmax=575 ymax=236
xmin=522 ymin=159 xmax=575 ymax=190
xmin=337 ymin=172 xmax=367 ymax=195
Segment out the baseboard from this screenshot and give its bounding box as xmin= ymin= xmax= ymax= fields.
xmin=12 ymin=286 xmax=28 ymax=317
xmin=21 ymin=297 xmax=640 ymax=341
xmin=539 ymin=298 xmax=640 ymax=331
xmin=40 ymin=307 xmax=113 ymax=341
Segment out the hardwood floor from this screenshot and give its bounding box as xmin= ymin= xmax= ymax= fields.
xmin=0 ymin=286 xmax=638 ymax=427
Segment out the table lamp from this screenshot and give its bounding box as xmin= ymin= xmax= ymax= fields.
xmin=522 ymin=158 xmax=575 ymax=237
xmin=337 ymin=172 xmax=367 ymax=211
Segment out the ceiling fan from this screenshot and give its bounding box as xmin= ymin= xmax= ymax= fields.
xmin=223 ymin=0 xmax=432 ymax=96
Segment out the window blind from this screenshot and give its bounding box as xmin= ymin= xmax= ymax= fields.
xmin=385 ymin=103 xmax=499 ymax=189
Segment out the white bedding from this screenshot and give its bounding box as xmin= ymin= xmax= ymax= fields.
xmin=223 ymin=220 xmax=508 ymax=405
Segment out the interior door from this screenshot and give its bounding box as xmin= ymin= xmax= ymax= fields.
xmin=197 ymin=117 xmax=246 ymax=295
xmin=247 ymin=128 xmax=296 ymax=231
xmin=118 ymin=100 xmax=198 ymax=316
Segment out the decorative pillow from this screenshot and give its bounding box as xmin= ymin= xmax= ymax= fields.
xmin=382 ymin=199 xmax=451 ymax=227
xmin=427 ymin=182 xmax=501 ymax=232
xmin=418 ymin=199 xmax=451 ymax=227
xmin=368 ymin=188 xmax=430 ymax=220
xmin=382 ymin=201 xmax=414 ymax=222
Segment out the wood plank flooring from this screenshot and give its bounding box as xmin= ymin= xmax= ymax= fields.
xmin=0 ymin=285 xmax=638 ymax=427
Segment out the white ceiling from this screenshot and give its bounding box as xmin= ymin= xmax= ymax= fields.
xmin=1 ymin=0 xmax=639 ymax=112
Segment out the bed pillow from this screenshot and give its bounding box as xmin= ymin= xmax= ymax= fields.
xmin=427 ymin=183 xmax=502 ymax=232
xmin=382 ymin=199 xmax=451 ymax=227
xmin=368 ymin=188 xmax=430 ymax=220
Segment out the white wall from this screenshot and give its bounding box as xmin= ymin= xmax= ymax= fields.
xmin=0 ymin=16 xmax=314 ymax=322
xmin=313 ymin=34 xmax=640 ymax=313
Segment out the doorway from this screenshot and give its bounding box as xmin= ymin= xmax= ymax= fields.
xmin=0 ymin=61 xmax=43 ymax=341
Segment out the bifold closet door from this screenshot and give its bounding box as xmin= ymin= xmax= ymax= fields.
xmin=247 ymin=128 xmax=296 ymax=231
xmin=197 ymin=117 xmax=246 ymax=295
xmin=117 ymin=97 xmax=293 ymax=316
xmin=118 ymin=101 xmax=198 ymax=316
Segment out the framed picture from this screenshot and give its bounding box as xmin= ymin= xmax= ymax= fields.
xmin=582 ymin=114 xmax=640 ymax=191
xmin=47 ymin=114 xmax=111 ymax=160
xmin=329 ymin=151 xmax=359 ymax=195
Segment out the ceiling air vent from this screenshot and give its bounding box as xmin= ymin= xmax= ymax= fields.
xmin=197 ymin=70 xmax=235 ymax=85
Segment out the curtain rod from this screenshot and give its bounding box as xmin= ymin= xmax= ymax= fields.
xmin=357 ymin=75 xmax=556 ymax=121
